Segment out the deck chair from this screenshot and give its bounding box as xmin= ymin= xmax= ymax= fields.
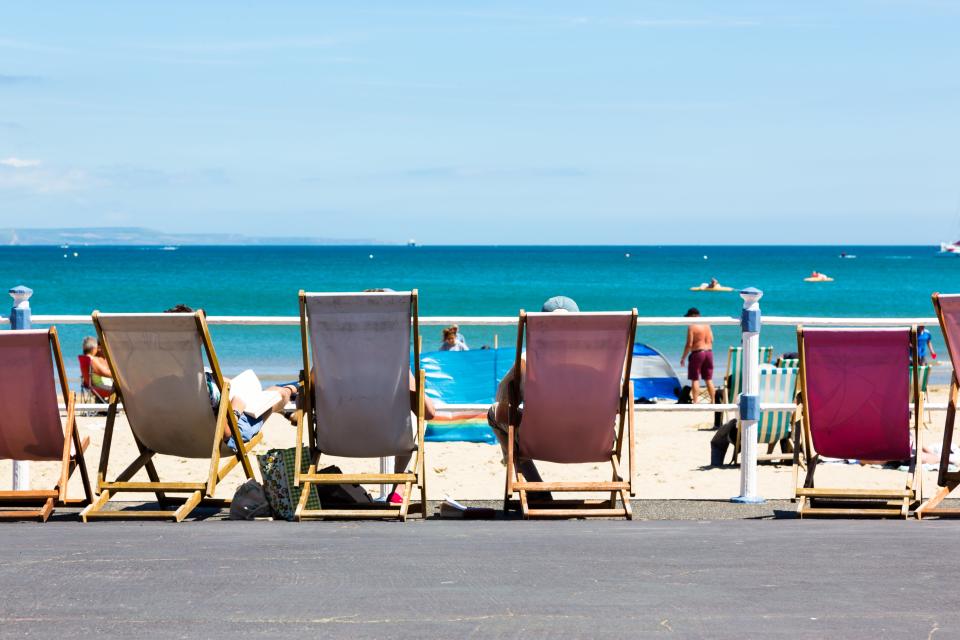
xmin=722 ymin=346 xmax=773 ymax=417
xmin=503 ymin=310 xmax=638 ymax=519
xmin=294 ymin=291 xmax=426 ymax=521
xmin=80 ymin=312 xmax=262 ymax=522
xmin=732 ymin=367 xmax=799 ymax=464
xmin=794 ymin=327 xmax=920 ymax=518
xmin=917 ymin=293 xmax=960 ymax=517
xmin=776 ymin=357 xmax=799 ymax=369
xmin=0 ymin=328 xmax=93 ymax=521
xmin=910 ymin=364 xmax=932 ymax=426
xmin=77 ymin=355 xmax=111 ymax=405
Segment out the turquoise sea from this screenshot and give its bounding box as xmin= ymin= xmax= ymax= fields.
xmin=2 ymin=245 xmax=956 ymax=384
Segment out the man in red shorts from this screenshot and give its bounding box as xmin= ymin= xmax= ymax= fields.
xmin=680 ymin=307 xmax=715 ymax=403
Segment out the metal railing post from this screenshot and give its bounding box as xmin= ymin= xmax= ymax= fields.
xmin=732 ymin=287 xmax=764 ymax=504
xmin=9 ymin=285 xmax=33 ymax=491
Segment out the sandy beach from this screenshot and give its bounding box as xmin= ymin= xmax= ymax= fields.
xmin=1 ymin=386 xmax=950 ymax=506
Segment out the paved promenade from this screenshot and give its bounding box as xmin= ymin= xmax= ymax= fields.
xmin=0 ymin=503 xmax=957 ymax=638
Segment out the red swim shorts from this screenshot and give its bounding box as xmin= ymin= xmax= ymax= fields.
xmin=688 ymin=349 xmax=714 ymax=381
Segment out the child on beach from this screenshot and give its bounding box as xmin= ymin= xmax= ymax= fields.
xmin=439 ymin=325 xmax=469 ymax=351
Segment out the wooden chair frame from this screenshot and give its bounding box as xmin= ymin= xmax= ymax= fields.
xmin=293 ymin=290 xmax=426 ymax=521
xmin=917 ymin=293 xmax=960 ymax=518
xmin=0 ymin=328 xmax=93 ymax=522
xmin=80 ymin=311 xmax=262 ymax=523
xmin=503 ymin=309 xmax=638 ymax=520
xmin=793 ymin=326 xmax=921 ymax=519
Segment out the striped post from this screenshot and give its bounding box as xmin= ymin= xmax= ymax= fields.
xmin=9 ymin=285 xmax=33 ymax=491
xmin=732 ymin=287 xmax=764 ymax=504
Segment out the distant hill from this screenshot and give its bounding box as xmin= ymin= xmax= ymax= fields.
xmin=0 ymin=227 xmax=378 ymax=246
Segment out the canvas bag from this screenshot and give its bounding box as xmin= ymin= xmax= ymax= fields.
xmin=257 ymin=447 xmax=321 ymax=521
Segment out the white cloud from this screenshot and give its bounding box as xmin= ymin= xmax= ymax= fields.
xmin=1 ymin=157 xmax=42 ymax=168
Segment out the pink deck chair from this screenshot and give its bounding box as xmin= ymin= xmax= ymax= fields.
xmin=0 ymin=328 xmax=93 ymax=521
xmin=917 ymin=293 xmax=960 ymax=518
xmin=504 ymin=310 xmax=637 ymax=519
xmin=794 ymin=326 xmax=921 ymax=518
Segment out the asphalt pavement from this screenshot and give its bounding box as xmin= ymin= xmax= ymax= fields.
xmin=0 ymin=507 xmax=956 ymax=638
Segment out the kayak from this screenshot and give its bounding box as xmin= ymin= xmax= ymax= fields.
xmin=690 ymin=285 xmax=733 ymax=292
xmin=804 ymin=276 xmax=834 ymax=282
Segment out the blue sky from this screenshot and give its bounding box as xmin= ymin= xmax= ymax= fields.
xmin=1 ymin=1 xmax=958 ymax=244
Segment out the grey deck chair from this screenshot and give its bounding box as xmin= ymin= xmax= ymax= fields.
xmin=81 ymin=312 xmax=262 ymax=522
xmin=294 ymin=291 xmax=426 ymax=520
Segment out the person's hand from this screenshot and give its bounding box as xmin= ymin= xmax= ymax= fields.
xmin=680 ymin=358 xmax=685 ymax=366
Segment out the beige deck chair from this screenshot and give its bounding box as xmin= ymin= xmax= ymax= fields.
xmin=80 ymin=312 xmax=262 ymax=522
xmin=294 ymin=291 xmax=426 ymax=521
xmin=0 ymin=328 xmax=93 ymax=521
xmin=503 ymin=310 xmax=637 ymax=519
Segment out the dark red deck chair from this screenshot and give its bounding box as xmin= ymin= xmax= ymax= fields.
xmin=77 ymin=354 xmax=111 ymax=404
xmin=917 ymin=293 xmax=960 ymax=518
xmin=0 ymin=329 xmax=93 ymax=521
xmin=504 ymin=310 xmax=637 ymax=519
xmin=794 ymin=327 xmax=920 ymax=518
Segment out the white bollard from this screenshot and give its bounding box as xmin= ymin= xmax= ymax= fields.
xmin=379 ymin=456 xmax=393 ymax=500
xmin=732 ymin=287 xmax=764 ymax=504
xmin=9 ymin=285 xmax=33 ymax=491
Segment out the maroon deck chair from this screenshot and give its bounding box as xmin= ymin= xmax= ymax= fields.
xmin=794 ymin=327 xmax=921 ymax=518
xmin=503 ymin=310 xmax=637 ymax=519
xmin=917 ymin=293 xmax=960 ymax=518
xmin=0 ymin=328 xmax=93 ymax=521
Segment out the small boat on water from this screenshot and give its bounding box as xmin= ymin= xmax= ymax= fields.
xmin=839 ymin=251 xmax=856 ymax=259
xmin=940 ymin=241 xmax=960 ymax=256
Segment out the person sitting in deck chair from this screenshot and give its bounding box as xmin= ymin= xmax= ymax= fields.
xmin=164 ymin=305 xmax=298 ymax=451
xmin=82 ymin=336 xmax=114 ymax=392
xmin=487 ymin=295 xmax=580 ymax=494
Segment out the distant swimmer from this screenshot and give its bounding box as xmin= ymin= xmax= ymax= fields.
xmin=690 ymin=277 xmax=732 ymax=292
xmin=804 ymin=271 xmax=834 ymax=282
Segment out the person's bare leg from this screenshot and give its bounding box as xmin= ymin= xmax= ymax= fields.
xmin=691 ymin=380 xmax=701 ymax=403
xmin=706 ymin=380 xmax=716 ymax=403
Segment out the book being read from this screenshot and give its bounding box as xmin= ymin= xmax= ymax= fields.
xmin=228 ymin=370 xmax=282 ymax=419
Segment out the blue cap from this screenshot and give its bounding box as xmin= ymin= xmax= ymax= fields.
xmin=541 ymin=296 xmax=579 ymax=313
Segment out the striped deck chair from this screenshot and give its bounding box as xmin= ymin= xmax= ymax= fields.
xmin=722 ymin=346 xmax=774 ymax=417
xmin=794 ymin=327 xmax=921 ymax=518
xmin=917 ymin=294 xmax=960 ymax=518
xmin=0 ymin=328 xmax=93 ymax=521
xmin=732 ymin=367 xmax=799 ymax=464
xmin=504 ymin=310 xmax=638 ymax=519
xmin=910 ymin=364 xmax=932 ymax=426
xmin=80 ymin=312 xmax=263 ymax=522
xmin=776 ymin=357 xmax=799 ymax=369
xmin=294 ymin=291 xmax=426 ymax=521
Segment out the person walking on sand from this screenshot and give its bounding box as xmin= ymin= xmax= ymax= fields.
xmin=680 ymin=307 xmax=715 ymax=403
xmin=918 ymin=325 xmax=938 ymax=366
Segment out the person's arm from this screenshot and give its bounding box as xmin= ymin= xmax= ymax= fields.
xmin=681 ymin=326 xmax=694 ymax=365
xmin=89 ymin=356 xmax=112 ymax=378
xmin=410 ymin=371 xmax=436 ymax=420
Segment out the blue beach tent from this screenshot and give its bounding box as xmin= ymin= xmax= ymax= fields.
xmin=631 ymin=343 xmax=681 ymax=402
